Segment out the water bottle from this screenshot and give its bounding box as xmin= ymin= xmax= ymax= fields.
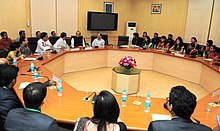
xmin=57 ymin=79 xmax=63 ymax=96
xmin=13 ymin=56 xmax=17 ymax=66
xmin=40 ymin=51 xmax=43 ymax=57
xmin=162 ymin=46 xmax=165 ymax=52
xmin=203 ymin=51 xmax=206 ymax=59
xmin=121 ymin=90 xmax=127 ymax=107
xmin=153 ymin=44 xmax=156 ymax=49
xmin=183 ymin=49 xmax=186 ymax=55
xmin=30 ymin=62 xmax=35 ymax=73
xmin=33 ymin=69 xmax=38 ymax=82
xmin=144 ymin=93 xmax=151 ymax=112
xmin=65 ymin=44 xmax=69 ymax=50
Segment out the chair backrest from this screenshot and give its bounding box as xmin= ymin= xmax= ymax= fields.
xmin=91 ymin=35 xmax=108 ymax=45
xmin=28 ymin=37 xmax=40 ymax=53
xmin=118 ymin=36 xmax=129 ymax=46
xmin=49 ymin=37 xmax=60 ymax=45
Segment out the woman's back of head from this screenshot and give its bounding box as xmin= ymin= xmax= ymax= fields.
xmin=92 ymin=90 xmax=120 ymax=131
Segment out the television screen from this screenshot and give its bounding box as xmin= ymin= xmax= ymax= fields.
xmin=87 ymin=12 xmax=118 ymax=31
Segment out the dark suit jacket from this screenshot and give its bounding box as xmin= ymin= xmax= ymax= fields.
xmin=4 ymin=108 xmax=59 ymax=131
xmin=0 ymin=87 xmax=21 ymax=130
xmin=148 ymin=117 xmax=212 ymax=131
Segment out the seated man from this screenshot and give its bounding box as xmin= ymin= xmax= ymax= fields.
xmin=0 ymin=31 xmax=12 ymax=58
xmin=53 ymin=32 xmax=67 ymax=49
xmin=148 ymin=86 xmax=212 ymax=131
xmin=92 ymin=34 xmax=105 ymax=47
xmin=50 ymin=31 xmax=57 ymax=37
xmin=0 ymin=64 xmax=22 ymax=130
xmin=71 ymin=31 xmax=85 ymax=48
xmin=0 ymin=58 xmax=9 ymax=65
xmin=35 ymin=32 xmax=52 ymax=53
xmin=14 ymin=30 xmax=25 ymax=42
xmin=4 ymin=82 xmax=59 ymax=131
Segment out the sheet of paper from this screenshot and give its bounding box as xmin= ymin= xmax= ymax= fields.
xmin=151 ymin=113 xmax=171 ymax=121
xmin=85 ymin=47 xmax=93 ymax=50
xmin=24 ymin=58 xmax=37 ymax=61
xmin=204 ymin=58 xmax=212 ymax=61
xmin=18 ymin=82 xmax=30 ymax=89
xmin=71 ymin=48 xmax=80 ymax=51
xmin=174 ymin=53 xmax=185 ymax=57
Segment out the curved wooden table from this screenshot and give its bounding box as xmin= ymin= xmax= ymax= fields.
xmin=14 ymin=47 xmax=220 ymax=130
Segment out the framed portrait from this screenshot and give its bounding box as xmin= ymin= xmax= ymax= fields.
xmin=104 ymin=2 xmax=114 ymax=13
xmin=151 ymin=4 xmax=162 ymax=14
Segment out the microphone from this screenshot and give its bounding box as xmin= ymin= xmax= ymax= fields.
xmin=20 ymin=73 xmax=56 ymax=86
xmin=191 ymin=116 xmax=200 ymax=124
xmin=85 ymin=92 xmax=96 ymax=101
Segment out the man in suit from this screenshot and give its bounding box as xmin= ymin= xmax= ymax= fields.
xmin=148 ymin=86 xmax=212 ymax=131
xmin=4 ymin=82 xmax=59 ymax=131
xmin=0 ymin=64 xmax=22 ymax=130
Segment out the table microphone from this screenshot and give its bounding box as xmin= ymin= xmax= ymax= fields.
xmin=20 ymin=73 xmax=56 ymax=86
xmin=85 ymin=92 xmax=96 ymax=101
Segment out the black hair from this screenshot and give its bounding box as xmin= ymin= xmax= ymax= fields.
xmin=1 ymin=31 xmax=7 ymax=37
xmin=19 ymin=36 xmax=26 ymax=44
xmin=207 ymin=40 xmax=213 ymax=46
xmin=23 ymin=82 xmax=47 ymax=109
xmin=175 ymin=36 xmax=183 ymax=46
xmin=143 ymin=32 xmax=148 ymax=37
xmin=191 ymin=37 xmax=197 ymax=42
xmin=0 ymin=64 xmax=19 ymax=87
xmin=154 ymin=32 xmax=158 ymax=36
xmin=168 ymin=34 xmax=173 ymax=39
xmin=133 ymin=32 xmax=139 ymax=38
xmin=51 ymin=31 xmax=55 ymax=36
xmin=169 ymin=86 xmax=197 ymax=119
xmin=161 ymin=36 xmax=167 ymax=40
xmin=19 ymin=30 xmax=25 ymax=36
xmin=36 ymin=31 xmax=40 ymax=36
xmin=10 ymin=42 xmax=20 ymax=51
xmin=60 ymin=32 xmax=67 ymax=38
xmin=40 ymin=32 xmax=48 ymax=39
xmin=92 ymin=90 xmax=120 ymax=131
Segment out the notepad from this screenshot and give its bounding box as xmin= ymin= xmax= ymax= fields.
xmin=85 ymin=47 xmax=93 ymax=50
xmin=71 ymin=48 xmax=80 ymax=51
xmin=151 ymin=113 xmax=171 ymax=121
xmin=24 ymin=58 xmax=37 ymax=61
xmin=174 ymin=53 xmax=185 ymax=57
xmin=18 ymin=82 xmax=30 ymax=89
xmin=204 ymin=58 xmax=212 ymax=62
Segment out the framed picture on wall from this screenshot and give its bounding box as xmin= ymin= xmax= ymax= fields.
xmin=151 ymin=4 xmax=162 ymax=14
xmin=104 ymin=2 xmax=114 ymax=13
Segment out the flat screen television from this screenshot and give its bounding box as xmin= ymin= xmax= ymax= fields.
xmin=87 ymin=11 xmax=118 ymax=31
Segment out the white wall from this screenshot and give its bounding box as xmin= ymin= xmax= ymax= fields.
xmin=209 ymin=0 xmax=220 ymax=46
xmin=30 ymin=0 xmax=78 ymax=37
xmin=184 ymin=0 xmax=213 ymax=45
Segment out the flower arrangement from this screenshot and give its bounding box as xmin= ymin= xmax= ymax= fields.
xmin=118 ymin=56 xmax=137 ymax=69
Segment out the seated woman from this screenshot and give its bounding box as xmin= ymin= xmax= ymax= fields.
xmin=207 ymin=45 xmax=219 ymax=59
xmin=142 ymin=32 xmax=150 ymax=47
xmin=20 ymin=36 xmax=32 ymax=56
xmin=203 ymin=40 xmax=213 ymax=53
xmin=6 ymin=42 xmax=24 ymax=64
xmin=74 ymin=90 xmax=127 ymax=131
xmin=169 ymin=36 xmax=183 ymax=52
xmin=157 ymin=36 xmax=167 ymax=50
xmin=131 ymin=32 xmax=142 ymax=47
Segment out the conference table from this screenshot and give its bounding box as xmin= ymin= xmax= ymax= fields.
xmin=14 ymin=46 xmax=220 ymax=130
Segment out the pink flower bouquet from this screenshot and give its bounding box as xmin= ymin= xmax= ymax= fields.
xmin=118 ymin=56 xmax=137 ymax=69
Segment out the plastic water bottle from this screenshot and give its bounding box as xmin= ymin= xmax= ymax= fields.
xmin=40 ymin=51 xmax=43 ymax=57
xmin=203 ymin=51 xmax=206 ymax=59
xmin=30 ymin=62 xmax=35 ymax=73
xmin=162 ymin=46 xmax=165 ymax=52
xmin=121 ymin=90 xmax=127 ymax=107
xmin=153 ymin=44 xmax=156 ymax=49
xmin=13 ymin=56 xmax=17 ymax=66
xmin=65 ymin=44 xmax=69 ymax=50
xmin=183 ymin=49 xmax=186 ymax=55
xmin=144 ymin=93 xmax=151 ymax=112
xmin=33 ymin=69 xmax=38 ymax=82
xmin=57 ymin=79 xmax=63 ymax=96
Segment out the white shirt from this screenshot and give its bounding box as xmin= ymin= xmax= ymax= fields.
xmin=53 ymin=38 xmax=67 ymax=49
xmin=71 ymin=37 xmax=85 ymax=48
xmin=35 ymin=39 xmax=52 ymax=53
xmin=92 ymin=38 xmax=105 ymax=47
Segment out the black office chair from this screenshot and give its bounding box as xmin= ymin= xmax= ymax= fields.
xmin=28 ymin=37 xmax=40 ymax=53
xmin=118 ymin=36 xmax=129 ymax=46
xmin=49 ymin=37 xmax=60 ymax=45
xmin=66 ymin=37 xmax=71 ymax=46
xmin=91 ymin=35 xmax=108 ymax=45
